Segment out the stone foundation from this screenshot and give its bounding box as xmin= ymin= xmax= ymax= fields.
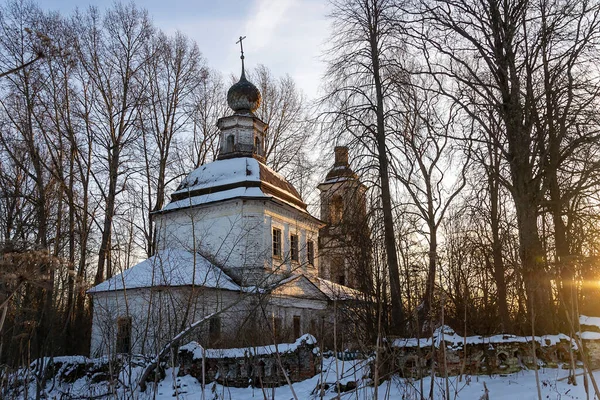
xmin=178 ymin=334 xmax=318 ymax=388
xmin=386 ymin=339 xmax=577 ymax=379
xmin=383 ymin=326 xmax=584 ymax=379
xmin=176 ymin=322 xmax=600 ymax=387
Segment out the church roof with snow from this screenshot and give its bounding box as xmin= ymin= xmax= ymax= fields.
xmin=160 ymin=157 xmax=308 ymax=213
xmin=88 ymin=249 xmax=240 ymax=294
xmin=87 ymin=250 xmax=360 ymax=302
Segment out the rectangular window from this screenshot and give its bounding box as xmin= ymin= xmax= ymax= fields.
xmin=293 ymin=315 xmax=301 ymax=339
xmin=310 ymin=319 xmax=317 ymax=335
xmin=291 ymin=234 xmax=299 ymax=262
xmin=272 ymin=228 xmax=282 ymax=258
xmin=333 ymin=256 xmax=345 ymax=285
xmin=209 ymin=316 xmax=221 ymax=346
xmin=116 ymin=316 xmax=132 ymax=354
xmin=273 ymin=317 xmax=282 ymax=340
xmin=307 ymin=240 xmax=314 ymax=265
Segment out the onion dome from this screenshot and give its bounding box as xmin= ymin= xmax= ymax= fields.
xmin=227 ymin=36 xmax=261 ymax=113
xmin=227 ymin=70 xmax=261 ymax=113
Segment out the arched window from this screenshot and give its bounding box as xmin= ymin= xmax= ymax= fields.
xmin=330 ymin=195 xmax=344 ymax=224
xmin=226 ymin=135 xmax=235 ymax=152
xmin=254 ymin=136 xmax=261 ymax=155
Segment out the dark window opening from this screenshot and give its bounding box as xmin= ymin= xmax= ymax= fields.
xmin=254 ymin=136 xmax=261 ymax=155
xmin=330 ymin=195 xmax=344 ymax=224
xmin=209 ymin=316 xmax=221 ymax=346
xmin=116 ymin=316 xmax=132 ymax=354
xmin=273 ymin=317 xmax=282 ymax=340
xmin=226 ymin=135 xmax=235 ymax=152
xmin=293 ymin=315 xmax=301 ymax=339
xmin=307 ymin=240 xmax=314 ymax=265
xmin=273 ymin=228 xmax=282 ymax=258
xmin=332 ymin=256 xmax=345 ymax=285
xmin=498 ymin=352 xmax=508 ymax=363
xmin=291 ymin=234 xmax=299 ymax=262
xmin=310 ymin=319 xmax=317 ymax=335
xmin=257 ymin=360 xmax=265 ymax=377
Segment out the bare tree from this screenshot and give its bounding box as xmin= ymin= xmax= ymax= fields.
xmin=391 ymin=84 xmax=469 ymax=330
xmin=472 ymin=134 xmax=513 ymax=331
xmin=0 ymin=1 xmax=62 ymax=367
xmin=184 ymin=69 xmax=226 ymax=170
xmin=531 ymin=0 xmax=600 ymax=325
xmin=409 ymin=0 xmax=600 ymax=331
xmin=137 ymin=31 xmax=207 ymax=256
xmin=73 ymin=3 xmax=153 ymax=284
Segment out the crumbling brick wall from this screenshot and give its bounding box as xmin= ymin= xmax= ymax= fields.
xmin=383 ymin=334 xmax=578 ymax=379
xmin=178 ymin=335 xmax=318 ymax=388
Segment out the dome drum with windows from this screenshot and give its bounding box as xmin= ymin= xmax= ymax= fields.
xmin=217 ymin=54 xmax=266 ymax=162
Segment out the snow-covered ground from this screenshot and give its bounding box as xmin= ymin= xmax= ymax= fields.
xmin=6 ymin=355 xmax=600 ymax=399
xmin=152 ymin=363 xmax=598 ymax=399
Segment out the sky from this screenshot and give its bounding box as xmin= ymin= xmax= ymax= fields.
xmin=42 ymin=0 xmax=333 ymax=100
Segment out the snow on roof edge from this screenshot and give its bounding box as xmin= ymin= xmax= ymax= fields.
xmin=315 ymin=277 xmax=365 ymax=301
xmin=160 ymin=187 xmax=268 ymax=213
xmin=171 ymin=158 xmax=261 ymax=196
xmin=88 ymin=249 xmax=240 ymax=294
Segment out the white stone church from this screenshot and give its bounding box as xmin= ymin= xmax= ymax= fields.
xmin=88 ymin=59 xmax=367 ymax=357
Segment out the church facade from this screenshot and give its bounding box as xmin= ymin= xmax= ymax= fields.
xmin=88 ymin=60 xmax=366 ymax=357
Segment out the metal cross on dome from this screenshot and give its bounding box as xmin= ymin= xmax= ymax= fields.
xmin=236 ymin=35 xmax=246 ymax=60
xmin=236 ymin=35 xmax=247 ymax=78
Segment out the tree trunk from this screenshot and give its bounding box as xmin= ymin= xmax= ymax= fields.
xmin=488 ymin=156 xmax=511 ymax=331
xmin=95 ymin=148 xmax=120 ymax=284
xmin=371 ymin=30 xmax=404 ymax=333
xmin=514 ymin=192 xmax=554 ymax=333
xmin=419 ymin=223 xmax=437 ymax=327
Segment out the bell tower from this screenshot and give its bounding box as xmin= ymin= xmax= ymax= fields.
xmin=317 ymin=147 xmax=369 ymax=289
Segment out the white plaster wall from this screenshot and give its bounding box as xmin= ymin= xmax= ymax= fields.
xmin=154 ymin=198 xmax=321 ymax=285
xmin=88 ymin=197 xmax=329 ymax=357
xmin=90 ymin=287 xmax=330 ymax=357
xmin=155 ymin=200 xmax=265 ymax=270
xmin=90 ymin=287 xmax=242 ymax=357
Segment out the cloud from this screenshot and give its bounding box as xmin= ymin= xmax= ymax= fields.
xmin=244 ymin=0 xmax=296 ymax=50
xmin=238 ymin=0 xmax=330 ymax=99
